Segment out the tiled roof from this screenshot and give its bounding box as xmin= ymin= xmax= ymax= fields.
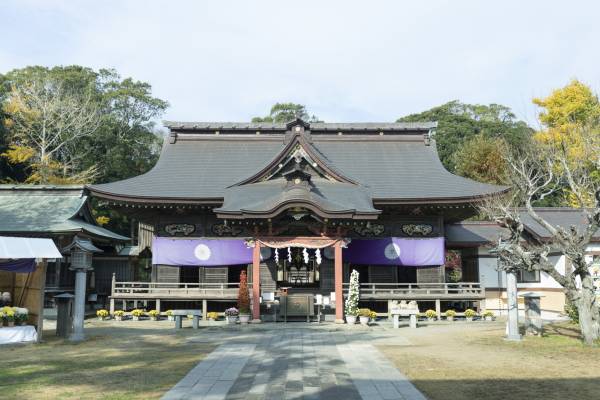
xmin=0 ymin=185 xmax=129 ymax=241
xmin=89 ymin=120 xmax=505 ymax=203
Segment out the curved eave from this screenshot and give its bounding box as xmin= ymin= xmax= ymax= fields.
xmin=87 ymin=185 xmax=509 ymax=207
xmin=215 ymin=200 xmax=381 ymax=220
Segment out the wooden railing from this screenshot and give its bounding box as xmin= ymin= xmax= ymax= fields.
xmin=112 ymin=281 xmax=251 ymax=299
xmin=342 ymin=282 xmax=484 ymax=299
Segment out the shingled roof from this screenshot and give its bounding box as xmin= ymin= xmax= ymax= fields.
xmin=88 ymin=119 xmax=506 ymax=208
xmin=0 ymin=185 xmax=129 ymax=241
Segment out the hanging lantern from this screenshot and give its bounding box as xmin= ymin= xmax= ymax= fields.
xmin=302 ymin=248 xmax=309 ymax=264
xmin=315 ymin=248 xmax=322 ymax=265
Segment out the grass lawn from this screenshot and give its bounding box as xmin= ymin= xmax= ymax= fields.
xmin=380 ymin=320 xmax=600 ymax=400
xmin=0 ymin=319 xmax=215 ymax=400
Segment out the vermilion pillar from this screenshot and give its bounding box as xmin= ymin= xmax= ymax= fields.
xmin=334 ymin=241 xmax=344 ymax=323
xmin=252 ymin=241 xmax=261 ymax=322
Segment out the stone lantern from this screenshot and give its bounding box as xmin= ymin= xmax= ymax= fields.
xmin=63 ymin=237 xmax=102 ymax=341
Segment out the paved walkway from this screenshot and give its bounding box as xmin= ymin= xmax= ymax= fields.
xmin=162 ymin=325 xmax=426 ymax=400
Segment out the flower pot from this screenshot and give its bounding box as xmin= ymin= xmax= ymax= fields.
xmin=167 ymin=315 xmax=174 ymax=321
xmin=133 ymin=316 xmax=140 ymax=321
xmin=447 ymin=316 xmax=454 ymax=322
xmin=115 ymin=316 xmax=123 ymax=321
xmin=98 ymin=317 xmax=106 ymax=321
xmin=427 ymin=317 xmax=435 ymax=322
xmin=345 ymin=315 xmax=357 ymax=324
xmin=150 ymin=316 xmax=158 ymax=321
xmin=359 ymin=316 xmax=369 ymax=326
xmin=484 ymin=316 xmax=493 ymax=321
xmin=7 ymin=321 xmax=14 ymax=327
xmin=239 ymin=314 xmax=251 ymax=324
xmin=466 ymin=317 xmax=473 ymax=322
xmin=226 ymin=316 xmax=238 ymax=324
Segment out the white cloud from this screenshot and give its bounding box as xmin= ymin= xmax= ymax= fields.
xmin=1 ymin=0 xmax=599 ymax=123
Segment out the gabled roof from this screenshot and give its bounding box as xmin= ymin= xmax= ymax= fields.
xmin=519 ymin=208 xmax=600 ymax=241
xmin=88 ymin=119 xmax=506 ymax=206
xmin=0 ymin=185 xmax=129 ymax=241
xmin=445 ymin=222 xmax=509 ymax=245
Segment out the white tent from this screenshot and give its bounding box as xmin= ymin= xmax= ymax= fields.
xmin=0 ymin=236 xmax=62 ymax=259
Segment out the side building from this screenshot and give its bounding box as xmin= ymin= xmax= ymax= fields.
xmin=0 ymin=185 xmax=138 ymax=315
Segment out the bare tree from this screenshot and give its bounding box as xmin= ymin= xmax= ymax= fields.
xmin=4 ymin=78 xmax=100 ymax=183
xmin=480 ymin=130 xmax=600 ymax=345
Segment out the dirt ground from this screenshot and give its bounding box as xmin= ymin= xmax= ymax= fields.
xmin=379 ymin=320 xmax=600 ymax=400
xmin=0 ymin=319 xmax=215 ymax=400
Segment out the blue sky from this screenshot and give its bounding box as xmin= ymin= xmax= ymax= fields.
xmin=1 ymin=0 xmax=599 ymax=127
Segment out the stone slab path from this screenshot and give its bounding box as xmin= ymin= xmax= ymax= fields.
xmin=162 ymin=326 xmax=426 ymax=400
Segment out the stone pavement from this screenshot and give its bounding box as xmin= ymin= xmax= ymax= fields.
xmin=162 ymin=324 xmax=426 ymax=400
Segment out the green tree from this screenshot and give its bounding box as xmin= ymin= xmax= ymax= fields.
xmin=397 ymin=101 xmax=532 ymax=172
xmin=454 ymin=135 xmax=509 ymax=185
xmin=1 ymin=66 xmax=168 ymax=184
xmin=252 ymin=102 xmax=320 ymax=123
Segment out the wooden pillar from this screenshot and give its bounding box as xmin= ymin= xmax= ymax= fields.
xmin=156 ymin=299 xmax=161 ymax=313
xmin=202 ymin=299 xmax=207 ymax=321
xmin=435 ymin=299 xmax=441 ymax=320
xmin=252 ymin=241 xmax=261 ymax=323
xmin=334 ymin=241 xmax=344 ymax=323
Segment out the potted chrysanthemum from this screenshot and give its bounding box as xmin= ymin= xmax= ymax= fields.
xmin=96 ymin=309 xmax=109 ymax=321
xmin=345 ymin=270 xmax=360 ymax=324
xmin=237 ymin=270 xmax=251 ymax=324
xmin=148 ymin=309 xmax=160 ymax=321
xmin=224 ymin=307 xmax=239 ymax=324
xmin=2 ymin=307 xmax=15 ymax=327
xmin=425 ymin=309 xmax=437 ymax=322
xmin=464 ymin=309 xmax=477 ymax=322
xmin=207 ymin=312 xmax=219 ymax=321
xmin=482 ymin=310 xmax=494 ymax=321
xmin=445 ymin=309 xmax=456 ymax=322
xmin=131 ymin=309 xmax=144 ymax=321
xmin=113 ymin=310 xmax=125 ymax=321
xmin=15 ymin=308 xmax=28 ymax=325
xmin=358 ymin=308 xmax=371 ymax=326
xmin=166 ymin=310 xmax=174 ymax=321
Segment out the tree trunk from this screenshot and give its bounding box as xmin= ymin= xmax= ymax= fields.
xmin=575 ymin=283 xmax=600 ymax=345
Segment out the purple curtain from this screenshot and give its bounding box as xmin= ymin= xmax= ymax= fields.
xmin=344 ymin=237 xmax=444 ymax=266
xmin=152 ymin=237 xmax=253 ymax=267
xmin=0 ymin=258 xmax=36 ymax=273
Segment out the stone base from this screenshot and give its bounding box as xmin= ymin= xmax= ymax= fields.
xmin=504 ymin=334 xmax=522 ymax=341
xmin=251 ymin=319 xmax=262 ymax=324
xmin=335 ymin=319 xmax=345 ymax=324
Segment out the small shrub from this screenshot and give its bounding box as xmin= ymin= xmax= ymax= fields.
xmin=464 ymin=309 xmax=477 ymax=318
xmin=482 ymin=310 xmax=494 ymax=318
xmin=425 ymin=309 xmax=437 ymax=319
xmin=564 ymin=301 xmax=579 ymax=324
xmin=445 ymin=310 xmax=456 ymax=318
xmin=96 ymin=309 xmax=109 ymax=318
xmin=369 ymin=311 xmax=377 ymax=319
xmin=113 ymin=310 xmax=125 ymax=317
xmin=148 ymin=310 xmax=160 ymax=318
xmin=131 ymin=309 xmax=144 ymax=317
xmin=207 ymin=312 xmax=219 ymax=320
xmin=166 ymin=310 xmax=174 ymax=317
